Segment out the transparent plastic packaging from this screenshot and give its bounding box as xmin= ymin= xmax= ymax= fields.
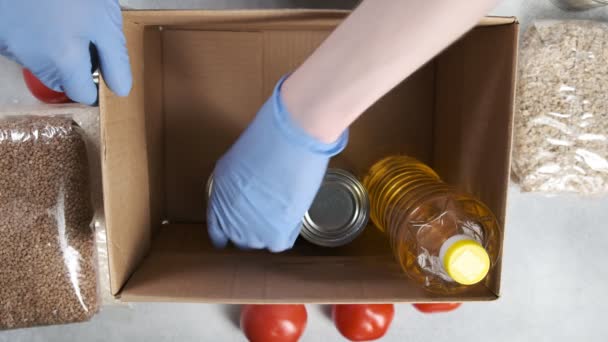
xmin=1 ymin=105 xmax=124 ymax=308
xmin=550 ymin=0 xmax=608 ymax=11
xmin=364 ymin=156 xmax=501 ymax=293
xmin=515 ymin=20 xmax=608 ymax=195
xmin=0 ymin=116 xmax=99 ymax=329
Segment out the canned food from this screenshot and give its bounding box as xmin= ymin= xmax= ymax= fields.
xmin=300 ymin=169 xmax=370 ymax=247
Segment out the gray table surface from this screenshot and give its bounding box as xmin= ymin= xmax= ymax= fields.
xmin=2 ymin=1 xmax=608 ymax=341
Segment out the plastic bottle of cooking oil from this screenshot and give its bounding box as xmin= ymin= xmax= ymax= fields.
xmin=363 ymin=156 xmax=501 ymax=293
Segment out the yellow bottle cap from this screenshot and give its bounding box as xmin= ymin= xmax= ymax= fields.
xmin=443 ymin=239 xmax=490 ymax=285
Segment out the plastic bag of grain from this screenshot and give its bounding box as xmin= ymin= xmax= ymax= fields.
xmin=514 ymin=20 xmax=608 ymax=195
xmin=0 ymin=116 xmax=98 ymax=329
xmin=1 ymin=104 xmax=124 ymax=308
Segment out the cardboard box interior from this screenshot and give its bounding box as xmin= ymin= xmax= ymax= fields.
xmin=100 ymin=10 xmax=518 ymax=303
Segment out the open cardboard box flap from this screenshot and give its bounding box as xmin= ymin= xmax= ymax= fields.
xmin=100 ymin=10 xmax=518 ymax=303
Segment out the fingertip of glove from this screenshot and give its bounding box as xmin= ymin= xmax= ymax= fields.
xmin=207 ymin=211 xmax=229 ymax=249
xmin=102 ymin=58 xmax=132 ymax=97
xmin=97 ymin=40 xmax=133 ymax=97
xmin=111 ymin=75 xmax=132 ymax=97
xmin=64 ymin=81 xmax=98 ymax=106
xmin=267 ymin=245 xmax=289 ymax=253
xmin=267 ymin=225 xmax=301 ymax=253
xmin=267 ymin=237 xmax=295 ymax=253
xmin=109 ymin=55 xmax=133 ymax=97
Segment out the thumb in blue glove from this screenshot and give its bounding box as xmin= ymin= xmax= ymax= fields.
xmin=207 ymin=76 xmax=348 ymax=252
xmin=0 ymin=0 xmax=132 ymax=105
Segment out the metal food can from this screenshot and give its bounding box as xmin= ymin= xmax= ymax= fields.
xmin=300 ymin=169 xmax=370 ymax=247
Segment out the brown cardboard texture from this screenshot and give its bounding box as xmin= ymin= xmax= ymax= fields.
xmin=100 ymin=10 xmax=518 ymax=303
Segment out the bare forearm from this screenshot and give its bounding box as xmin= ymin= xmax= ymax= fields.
xmin=282 ymin=0 xmax=501 ymax=143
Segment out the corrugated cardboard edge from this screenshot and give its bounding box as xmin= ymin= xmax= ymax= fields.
xmin=478 ymin=16 xmax=517 ymax=26
xmin=432 ymin=18 xmax=519 ymax=299
xmin=122 ymin=9 xmax=515 ymax=28
xmin=123 ymin=9 xmax=349 ymax=27
xmin=491 ymin=18 xmax=520 ymax=298
xmin=100 ymin=20 xmax=152 ymax=295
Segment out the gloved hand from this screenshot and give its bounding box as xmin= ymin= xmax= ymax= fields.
xmin=0 ymin=0 xmax=131 ymax=105
xmin=207 ymin=76 xmax=348 ymax=252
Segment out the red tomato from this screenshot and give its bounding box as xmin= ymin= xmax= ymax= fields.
xmin=412 ymin=303 xmax=462 ymax=314
xmin=240 ymin=304 xmax=307 ymax=342
xmin=22 ymin=69 xmax=72 ymax=104
xmin=332 ymin=304 xmax=394 ymax=341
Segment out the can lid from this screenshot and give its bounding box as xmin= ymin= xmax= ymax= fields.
xmin=300 ymin=169 xmax=370 ymax=247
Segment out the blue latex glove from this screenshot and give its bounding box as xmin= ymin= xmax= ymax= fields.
xmin=207 ymin=76 xmax=348 ymax=252
xmin=0 ymin=0 xmax=131 ymax=105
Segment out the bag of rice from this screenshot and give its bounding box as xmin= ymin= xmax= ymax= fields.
xmin=514 ymin=20 xmax=608 ymax=195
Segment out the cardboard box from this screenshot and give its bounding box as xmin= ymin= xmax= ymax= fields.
xmin=99 ymin=10 xmax=518 ymax=303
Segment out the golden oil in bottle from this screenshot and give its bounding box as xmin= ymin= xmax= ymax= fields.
xmin=363 ymin=156 xmax=501 ymax=293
